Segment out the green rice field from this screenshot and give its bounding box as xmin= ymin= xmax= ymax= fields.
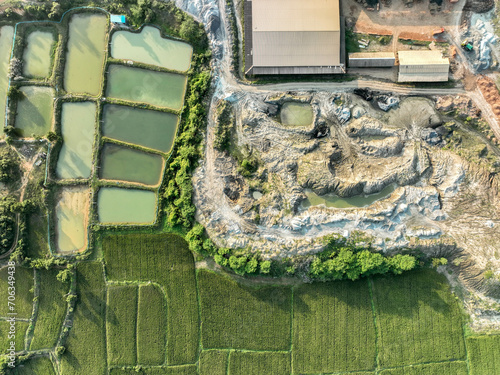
xmin=30 ymin=269 xmax=68 ymax=350
xmin=22 ymin=30 xmax=55 ymax=78
xmin=106 ymin=64 xmax=187 ymax=110
xmin=9 ymin=356 xmax=56 ymax=374
xmin=2 ymin=233 xmax=494 ymax=374
xmin=102 ymin=104 xmax=179 ymax=153
xmin=0 ymin=266 xmax=34 ymax=319
xmin=15 ymin=86 xmax=54 ymax=137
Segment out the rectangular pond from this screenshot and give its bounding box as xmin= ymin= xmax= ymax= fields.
xmin=22 ymin=30 xmax=55 ymax=78
xmin=99 ymin=143 xmax=164 ymax=186
xmin=102 ymin=104 xmax=179 ymax=153
xmin=110 ymin=26 xmax=193 ymax=72
xmin=106 ymin=64 xmax=187 ymax=111
xmin=0 ymin=26 xmax=14 ymax=138
xmin=64 ymin=13 xmax=107 ymax=95
xmin=55 ymin=186 xmax=89 ymax=253
xmin=98 ymin=187 xmax=157 ymax=224
xmin=15 ymin=86 xmax=54 ymax=137
xmin=280 ymin=102 xmax=313 ymax=127
xmin=56 ymin=102 xmax=96 ymax=179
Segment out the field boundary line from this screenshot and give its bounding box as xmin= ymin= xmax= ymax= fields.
xmin=377 ymin=358 xmax=469 ymax=372
xmin=194 ymin=268 xmax=203 ymax=360
xmin=290 ymin=286 xmax=294 ymax=375
xmin=134 ymin=283 xmax=139 ymax=367
xmin=368 ymin=278 xmax=380 ymax=374
xmin=463 ymin=324 xmax=471 ymax=375
xmin=25 ymin=268 xmax=39 ymax=351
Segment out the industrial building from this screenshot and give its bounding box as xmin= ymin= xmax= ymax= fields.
xmin=348 ymin=52 xmax=396 ymax=68
xmin=244 ymin=0 xmax=345 ymax=75
xmin=397 ymin=50 xmax=449 ymax=82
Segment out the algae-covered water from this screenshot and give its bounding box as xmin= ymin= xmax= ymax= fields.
xmin=106 ymin=64 xmax=187 ymax=110
xmin=102 ymin=104 xmax=179 ymax=153
xmin=110 ymin=26 xmax=193 ymax=72
xmin=56 ymin=102 xmax=96 ymax=179
xmin=0 ymin=26 xmax=14 ymax=138
xmin=23 ymin=30 xmax=55 ymax=78
xmin=97 ymin=187 xmax=157 ymax=224
xmin=301 ymin=184 xmax=397 ymax=209
xmin=280 ymin=102 xmax=313 ymax=127
xmin=64 ymin=14 xmax=107 ymax=95
xmin=99 ymin=143 xmax=164 ymax=186
xmin=15 ymin=86 xmax=54 ymax=137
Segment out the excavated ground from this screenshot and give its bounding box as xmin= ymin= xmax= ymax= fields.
xmin=175 ymin=0 xmax=500 ymax=326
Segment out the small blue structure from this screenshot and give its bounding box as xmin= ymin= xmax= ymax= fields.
xmin=110 ymin=15 xmax=127 ymax=24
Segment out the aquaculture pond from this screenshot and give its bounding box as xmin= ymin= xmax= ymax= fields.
xmin=99 ymin=143 xmax=164 ymax=186
xmin=15 ymin=86 xmax=54 ymax=137
xmin=106 ymin=64 xmax=187 ymax=110
xmin=0 ymin=26 xmax=14 ymax=138
xmin=56 ymin=102 xmax=96 ymax=179
xmin=281 ymin=102 xmax=314 ymax=127
xmin=110 ymin=26 xmax=193 ymax=72
xmin=97 ymin=187 xmax=157 ymax=224
xmin=301 ymin=184 xmax=397 ymax=209
xmin=22 ymin=30 xmax=55 ymax=78
xmin=55 ymin=186 xmax=89 ymax=253
xmin=102 ymin=104 xmax=178 ymax=153
xmin=64 ymin=13 xmax=107 ymax=95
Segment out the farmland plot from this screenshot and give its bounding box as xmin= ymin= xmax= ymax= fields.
xmin=198 ymin=269 xmax=292 ymax=351
xmin=0 ymin=320 xmax=29 ymax=352
xmin=467 ymin=335 xmax=500 ymax=375
xmin=292 ymin=280 xmax=376 ymax=374
xmin=137 ymin=283 xmax=166 ymax=365
xmin=11 ymin=356 xmax=56 ymax=374
xmin=103 ymin=233 xmax=198 ymax=365
xmin=228 ymin=351 xmax=291 ymax=375
xmin=378 ymin=361 xmax=468 ymax=375
xmin=106 ymin=285 xmax=138 ymax=366
xmin=0 ymin=267 xmax=34 ymax=319
xmin=60 ymin=262 xmax=107 ymax=375
xmin=199 ymin=350 xmax=229 ymax=375
xmin=372 ymin=270 xmax=466 ymax=367
xmin=30 ymin=269 xmax=69 ymax=350
xmin=109 ymin=365 xmax=197 ymax=375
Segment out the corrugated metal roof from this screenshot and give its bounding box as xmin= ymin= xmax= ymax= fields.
xmin=349 ymin=52 xmax=396 ymax=59
xmin=110 ymin=15 xmax=126 ymax=24
xmin=253 ymin=31 xmax=340 ymax=67
xmin=398 ymin=50 xmax=449 ymax=65
xmin=398 ymin=72 xmax=449 ymax=82
xmin=252 ymin=0 xmax=340 ymax=32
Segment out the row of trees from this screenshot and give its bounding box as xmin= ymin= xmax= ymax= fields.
xmin=309 ymin=234 xmax=417 ymax=281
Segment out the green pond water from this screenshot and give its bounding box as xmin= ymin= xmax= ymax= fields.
xmin=98 ymin=187 xmax=157 ymax=224
xmin=55 ymin=187 xmax=89 ymax=253
xmin=302 ymin=184 xmax=397 ymax=209
xmin=100 ymin=143 xmax=164 ymax=186
xmin=110 ymin=26 xmax=193 ymax=72
xmin=280 ymin=102 xmax=314 ymax=127
xmin=56 ymin=102 xmax=96 ymax=179
xmin=0 ymin=26 xmax=14 ymax=138
xmin=15 ymin=86 xmax=54 ymax=137
xmin=106 ymin=64 xmax=187 ymax=110
xmin=64 ymin=14 xmax=107 ymax=95
xmin=102 ymin=104 xmax=178 ymax=153
xmin=22 ymin=30 xmax=55 ymax=78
